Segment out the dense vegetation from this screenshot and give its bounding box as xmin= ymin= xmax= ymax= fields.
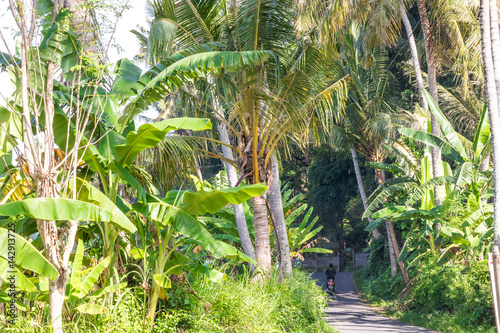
xmin=3 ymin=0 xmax=500 ymax=332
xmin=355 ymin=255 xmax=494 ymax=332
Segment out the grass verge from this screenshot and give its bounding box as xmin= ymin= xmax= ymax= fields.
xmin=353 ymin=269 xmax=495 ymax=333
xmin=1 ymin=269 xmax=336 ymax=333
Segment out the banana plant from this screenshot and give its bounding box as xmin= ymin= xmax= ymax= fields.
xmin=281 ymin=183 xmax=332 ymax=260
xmin=363 ymin=91 xmax=493 ymax=267
xmin=64 ymin=240 xmax=126 ymax=319
xmin=130 ymin=183 xmax=266 ymax=322
xmin=0 ymin=224 xmax=59 ymax=308
xmin=49 ymin=43 xmax=273 ymax=271
xmin=287 ymin=206 xmax=332 ymax=260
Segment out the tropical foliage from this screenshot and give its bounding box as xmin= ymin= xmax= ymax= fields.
xmin=2 ymin=0 xmax=500 ymax=332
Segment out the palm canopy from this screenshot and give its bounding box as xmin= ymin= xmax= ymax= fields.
xmin=142 ymin=0 xmax=349 ymax=184
xmin=326 ymin=22 xmax=413 ymax=163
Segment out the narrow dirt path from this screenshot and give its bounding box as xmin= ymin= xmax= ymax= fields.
xmin=312 ymin=272 xmax=436 ymax=333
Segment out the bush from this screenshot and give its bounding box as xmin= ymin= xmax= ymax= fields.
xmin=1 ymin=269 xmax=334 ymax=333
xmin=406 ymin=260 xmax=493 ymax=327
xmin=188 ymin=268 xmax=335 ymax=333
xmin=357 ymin=259 xmax=495 ymax=332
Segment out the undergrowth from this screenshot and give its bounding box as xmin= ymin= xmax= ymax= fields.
xmin=1 ymin=269 xmax=335 ymax=333
xmin=354 ymin=259 xmax=495 ymax=333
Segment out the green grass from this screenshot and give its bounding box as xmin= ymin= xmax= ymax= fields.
xmin=353 ymin=269 xmax=495 ymax=333
xmin=0 ymin=269 xmax=336 ymax=333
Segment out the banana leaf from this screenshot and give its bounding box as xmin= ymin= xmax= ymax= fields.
xmin=424 ymin=90 xmax=468 ymax=161
xmin=0 ymin=198 xmax=136 ymax=233
xmin=164 ymin=184 xmax=267 ymax=216
xmin=114 ymin=117 xmax=211 ymax=166
xmin=0 ymin=228 xmax=58 ymax=279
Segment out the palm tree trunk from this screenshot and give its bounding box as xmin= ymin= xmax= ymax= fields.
xmin=480 ymin=1 xmax=500 ymax=328
xmin=351 ymin=149 xmax=381 ymax=239
xmin=217 ymin=123 xmax=256 ymax=259
xmin=416 ymin=0 xmax=444 ymax=206
xmin=373 ymin=166 xmax=398 ymax=276
xmin=399 ymin=3 xmax=428 ymax=111
xmin=386 ymin=220 xmax=410 ymax=285
xmin=486 ymin=0 xmax=500 ymax=246
xmin=209 ymin=75 xmax=256 ymax=260
xmin=64 ymin=0 xmax=98 ymax=54
xmin=252 ymin=194 xmax=272 ymax=269
xmin=385 ymin=221 xmax=398 ymax=276
xmin=269 ymin=155 xmax=292 ymax=277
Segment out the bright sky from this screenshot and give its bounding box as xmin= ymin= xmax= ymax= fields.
xmin=0 ymin=0 xmax=149 ymax=101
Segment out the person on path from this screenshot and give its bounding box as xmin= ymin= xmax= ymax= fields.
xmin=325 ymin=264 xmax=336 ymax=294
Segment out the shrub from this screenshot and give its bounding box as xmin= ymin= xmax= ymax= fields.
xmin=359 ymin=258 xmax=494 ymax=331
xmin=188 ymin=268 xmax=335 ymax=333
xmin=1 ymin=269 xmax=334 ymax=333
xmin=406 ymin=260 xmax=493 ymax=327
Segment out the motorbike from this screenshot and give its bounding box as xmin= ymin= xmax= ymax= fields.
xmin=327 ymin=278 xmax=335 ymax=295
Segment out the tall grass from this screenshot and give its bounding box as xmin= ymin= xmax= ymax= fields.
xmin=354 ymin=259 xmax=495 ymax=333
xmin=1 ymin=269 xmax=334 ymax=333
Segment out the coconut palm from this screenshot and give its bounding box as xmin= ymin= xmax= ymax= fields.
xmin=297 ymin=0 xmax=485 ymax=206
xmin=141 ymin=0 xmax=349 ymax=273
xmin=323 ymin=22 xmax=415 ymax=277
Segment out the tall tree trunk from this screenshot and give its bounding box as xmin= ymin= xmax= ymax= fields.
xmin=209 ymin=75 xmax=256 ymax=260
xmin=252 ymin=194 xmax=272 ymax=269
xmin=385 ymin=221 xmax=398 ymax=276
xmin=373 ymin=165 xmax=398 ymax=276
xmin=386 ymin=220 xmax=410 ymax=285
xmin=486 ymin=0 xmax=500 ymax=246
xmin=416 ymin=0 xmax=444 ymax=206
xmin=399 ymin=3 xmax=428 ymax=111
xmin=269 ymin=155 xmax=292 ymax=277
xmin=351 ymin=149 xmax=381 ymax=240
xmin=479 ymin=1 xmax=500 ymax=329
xmin=64 ymin=0 xmax=98 ymax=55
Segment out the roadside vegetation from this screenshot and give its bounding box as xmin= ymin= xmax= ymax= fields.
xmin=354 ymin=256 xmax=495 ymax=333
xmin=5 ymin=269 xmax=333 ymax=333
xmin=3 ymin=0 xmax=500 ymax=332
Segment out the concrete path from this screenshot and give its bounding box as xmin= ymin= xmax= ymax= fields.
xmin=312 ymin=272 xmax=436 ymax=333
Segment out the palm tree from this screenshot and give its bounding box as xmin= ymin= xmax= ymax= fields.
xmin=480 ymin=0 xmax=500 ymax=327
xmin=324 ymin=22 xmax=414 ymax=277
xmin=143 ymin=0 xmax=348 ymax=273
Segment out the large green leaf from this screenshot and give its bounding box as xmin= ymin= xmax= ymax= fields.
xmin=69 ymin=178 xmax=136 ymax=232
xmin=455 ymin=162 xmax=475 ymax=187
xmin=365 ymin=162 xmax=404 ymax=175
xmin=473 ymin=103 xmax=490 ymax=162
xmin=0 ymin=257 xmax=37 ymax=292
xmin=215 ymin=241 xmax=256 ymax=264
xmin=0 ymin=228 xmax=58 ymax=279
xmin=114 ymin=117 xmax=211 ymax=166
xmin=148 ymin=19 xmax=177 ymax=64
xmin=437 ymin=244 xmax=457 ymax=266
xmin=165 ymin=184 xmax=267 ymax=216
xmin=298 ymin=248 xmax=333 ymax=254
xmin=141 ymin=51 xmax=272 ymax=93
xmin=153 ymin=273 xmax=172 ymax=289
xmin=0 ymin=198 xmax=136 ymax=233
xmin=111 ymin=58 xmax=144 ymax=101
xmin=70 ymin=240 xmax=85 ymax=296
xmin=398 ymin=128 xmax=465 ymax=163
xmin=424 ymin=90 xmax=468 ymax=160
xmin=164 ymin=252 xmax=226 ymax=282
xmin=365 ymin=218 xmax=384 ymax=232
xmin=370 ymin=206 xmax=406 ymax=219
xmin=79 ymin=257 xmax=111 ymax=298
xmin=406 ymin=176 xmax=455 ymax=206
xmin=137 ymin=200 xmax=225 ymax=258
